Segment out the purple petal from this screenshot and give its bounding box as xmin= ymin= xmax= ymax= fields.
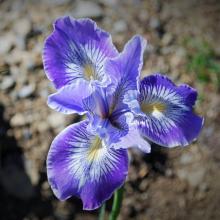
xmin=47 ymin=120 xmax=128 ymax=210
xmin=85 ymin=107 xmax=130 ymax=146
xmin=133 ymin=74 xmax=204 ymax=147
xmin=105 ymin=35 xmax=146 ymax=87
xmin=111 ymin=123 xmax=151 ymax=153
xmin=47 ymin=80 xmax=91 ymax=114
xmin=104 ymin=35 xmax=146 ymax=112
xmin=83 ymin=86 xmax=109 ymax=118
xmin=43 ymin=16 xmax=118 ymax=89
xmin=91 ymin=114 xmax=130 ymax=146
xmin=83 ymin=87 xmax=130 ymax=145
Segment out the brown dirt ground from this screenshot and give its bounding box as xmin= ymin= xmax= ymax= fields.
xmin=0 ymin=0 xmax=220 ymax=220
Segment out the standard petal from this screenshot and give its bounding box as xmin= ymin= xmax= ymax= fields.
xmin=104 ymin=35 xmax=146 ymax=112
xmin=47 ymin=120 xmax=128 ymax=210
xmin=135 ymin=74 xmax=204 ymax=147
xmin=43 ymin=16 xmax=118 ymax=89
xmin=104 ymin=35 xmax=146 ymax=87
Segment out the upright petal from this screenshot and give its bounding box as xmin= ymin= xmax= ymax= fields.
xmin=43 ymin=16 xmax=118 ymax=89
xmin=47 ymin=120 xmax=128 ymax=210
xmin=105 ymin=35 xmax=146 ymax=87
xmin=104 ymin=35 xmax=146 ymax=112
xmin=132 ymin=74 xmax=204 ymax=147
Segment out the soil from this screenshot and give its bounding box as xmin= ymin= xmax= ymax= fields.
xmin=0 ymin=0 xmax=220 ymax=220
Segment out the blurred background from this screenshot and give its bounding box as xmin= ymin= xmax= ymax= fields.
xmin=0 ymin=0 xmax=220 ymax=219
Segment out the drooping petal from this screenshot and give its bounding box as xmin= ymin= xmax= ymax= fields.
xmin=48 ymin=80 xmax=91 ymax=114
xmin=112 ymin=123 xmax=151 ymax=153
xmin=132 ymin=74 xmax=204 ymax=147
xmin=43 ymin=16 xmax=118 ymax=90
xmin=47 ymin=120 xmax=128 ymax=210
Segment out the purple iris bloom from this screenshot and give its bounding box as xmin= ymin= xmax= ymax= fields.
xmin=45 ymin=18 xmax=150 ymax=210
xmin=47 ymin=120 xmax=128 ymax=210
xmin=125 ymin=74 xmax=204 ymax=148
xmin=44 ymin=16 xmax=203 ymax=211
xmin=43 ymin=16 xmax=118 ymax=114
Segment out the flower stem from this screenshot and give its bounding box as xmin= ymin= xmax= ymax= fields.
xmin=98 ymin=203 xmax=106 ymax=220
xmin=109 ymin=186 xmax=124 ymax=220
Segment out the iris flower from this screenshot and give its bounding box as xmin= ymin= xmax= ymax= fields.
xmin=47 ymin=120 xmax=129 ymax=210
xmin=43 ymin=16 xmax=203 ymax=211
xmin=125 ymin=74 xmax=204 ymax=148
xmin=43 ymin=16 xmax=118 ymax=114
xmin=44 ymin=17 xmax=149 ymax=210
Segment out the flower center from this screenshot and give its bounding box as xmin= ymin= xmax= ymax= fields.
xmin=141 ymin=102 xmax=166 ymax=116
xmin=84 ymin=64 xmax=96 ymax=81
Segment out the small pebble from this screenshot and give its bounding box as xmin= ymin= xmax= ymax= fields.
xmin=113 ymin=20 xmax=127 ymax=33
xmin=73 ymin=1 xmax=103 ymax=18
xmin=0 ymin=76 xmax=15 ymax=90
xmin=10 ymin=113 xmax=27 ymax=127
xmin=18 ymin=84 xmax=35 ymax=98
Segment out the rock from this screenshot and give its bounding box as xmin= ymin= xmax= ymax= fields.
xmin=36 ymin=121 xmax=50 ymax=133
xmin=138 ymin=164 xmax=149 ymax=178
xmin=41 ymin=181 xmax=52 ymax=198
xmin=149 ymin=17 xmax=160 ymax=30
xmin=101 ymin=0 xmax=117 ymax=7
xmin=48 ymin=112 xmax=65 ymax=129
xmin=24 ymin=159 xmax=39 ymax=185
xmin=15 ymin=35 xmax=26 ymax=50
xmin=161 ymin=33 xmax=173 ymax=46
xmin=13 ymin=18 xmax=32 ymax=37
xmin=170 ymin=51 xmax=183 ymax=66
xmin=44 ymin=0 xmax=70 ymax=6
xmin=0 ymin=33 xmax=15 ymax=55
xmin=176 ymin=165 xmax=206 ymax=188
xmin=4 ymin=49 xmax=23 ymax=65
xmin=175 ymin=47 xmax=187 ymax=57
xmin=10 ymin=113 xmax=27 ymax=127
xmin=0 ymin=76 xmax=15 ymax=90
xmin=73 ymin=1 xmax=103 ymax=19
xmin=22 ymin=128 xmax=32 ymax=140
xmin=113 ymin=20 xmax=127 ymax=33
xmin=188 ymin=168 xmax=206 ymax=187
xmin=170 ymin=47 xmax=186 ymax=67
xmin=165 ymin=168 xmax=174 ymax=177
xmin=139 ymin=180 xmax=149 ymax=192
xmin=18 ymin=84 xmax=35 ymax=98
xmin=10 ymin=65 xmax=20 ymax=76
xmin=199 ymin=182 xmax=209 ymax=192
xmin=179 ymin=152 xmax=194 ymax=165
xmin=139 ymin=10 xmax=149 ymax=23
xmin=160 ymin=46 xmax=175 ymax=55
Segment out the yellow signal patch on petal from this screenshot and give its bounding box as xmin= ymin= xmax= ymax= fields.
xmin=84 ymin=64 xmax=96 ymax=80
xmin=87 ymin=136 xmax=104 ymax=162
xmin=141 ymin=102 xmax=166 ymax=115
